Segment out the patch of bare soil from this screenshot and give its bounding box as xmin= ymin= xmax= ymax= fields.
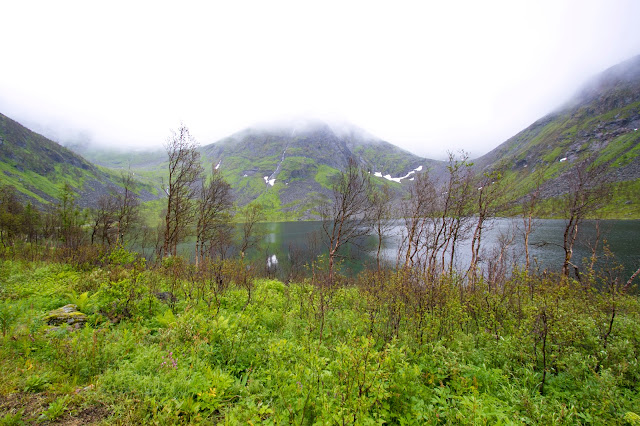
xmin=0 ymin=392 xmax=47 ymax=422
xmin=0 ymin=392 xmax=110 ymax=425
xmin=57 ymin=404 xmax=111 ymax=425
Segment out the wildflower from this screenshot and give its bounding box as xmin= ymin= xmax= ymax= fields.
xmin=160 ymin=351 xmax=178 ymax=369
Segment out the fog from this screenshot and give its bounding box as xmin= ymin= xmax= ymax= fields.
xmin=1 ymin=1 xmax=639 ymax=159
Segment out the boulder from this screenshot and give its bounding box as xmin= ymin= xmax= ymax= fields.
xmin=154 ymin=291 xmax=177 ymax=303
xmin=44 ymin=304 xmax=88 ymax=327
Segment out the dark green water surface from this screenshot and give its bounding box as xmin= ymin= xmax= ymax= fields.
xmin=259 ymin=219 xmax=640 ymax=281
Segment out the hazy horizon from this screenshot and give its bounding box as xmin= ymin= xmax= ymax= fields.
xmin=1 ymin=1 xmax=639 ymax=159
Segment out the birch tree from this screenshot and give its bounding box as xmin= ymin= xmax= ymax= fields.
xmin=162 ymin=124 xmax=202 ymax=257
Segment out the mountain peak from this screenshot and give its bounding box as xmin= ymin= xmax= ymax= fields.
xmin=199 ymin=118 xmax=432 ymax=218
xmin=228 ymin=116 xmax=382 ymax=145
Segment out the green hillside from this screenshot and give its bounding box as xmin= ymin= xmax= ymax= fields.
xmin=201 ymin=121 xmax=442 ymax=220
xmin=475 ymin=55 xmax=640 ymax=218
xmin=0 ymin=113 xmax=157 ymax=208
xmin=5 ymin=55 xmax=640 ymax=220
xmin=66 ymin=121 xmax=439 ymax=221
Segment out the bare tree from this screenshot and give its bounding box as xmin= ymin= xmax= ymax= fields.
xmin=438 ymin=152 xmax=474 ymax=276
xmin=560 ymin=158 xmax=612 ymax=277
xmin=238 ymin=202 xmax=265 ymax=259
xmin=468 ymin=169 xmax=507 ymax=282
xmin=210 ymin=222 xmax=234 ymax=260
xmin=195 ymin=168 xmax=233 ymax=267
xmin=626 ymin=265 xmax=640 ymax=291
xmin=321 ymin=158 xmax=373 ymax=284
xmin=400 ymin=171 xmax=437 ymax=270
xmin=399 ymin=152 xmax=474 ymax=278
xmin=236 ymin=202 xmax=266 ymax=308
xmin=402 ymin=152 xmax=474 ymax=277
xmin=520 ymin=167 xmax=545 ymax=272
xmin=21 ymin=202 xmax=41 ymax=244
xmin=115 ymin=170 xmax=140 ymax=245
xmin=56 ymin=183 xmax=85 ymax=249
xmin=485 ymin=225 xmax=516 ymax=289
xmin=0 ymin=185 xmax=24 ymax=247
xmin=89 ymin=171 xmax=140 ymax=248
xmin=370 ymin=185 xmax=393 ymax=272
xmin=162 ymin=124 xmax=203 ymax=257
xmin=90 ymin=194 xmax=118 ymax=245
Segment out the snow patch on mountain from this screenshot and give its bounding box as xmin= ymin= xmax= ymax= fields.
xmin=374 ymin=165 xmax=423 ymax=183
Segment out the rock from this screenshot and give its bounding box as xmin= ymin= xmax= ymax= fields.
xmin=74 ymin=384 xmax=95 ymax=394
xmin=154 ymin=291 xmax=177 ymax=303
xmin=44 ymin=304 xmax=88 ymax=327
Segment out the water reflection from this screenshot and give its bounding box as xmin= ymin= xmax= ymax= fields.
xmin=156 ymin=219 xmax=639 ymax=283
xmin=259 ymin=219 xmax=640 ymax=281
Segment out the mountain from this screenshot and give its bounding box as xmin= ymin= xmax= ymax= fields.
xmin=0 ymin=112 xmax=157 ymax=208
xmin=201 ymin=120 xmax=441 ymax=219
xmin=6 ymin=54 xmax=639 ymax=219
xmin=64 ymin=120 xmax=439 ymax=220
xmin=475 ymin=54 xmax=640 ymax=217
xmin=56 ymin=119 xmax=441 ymax=220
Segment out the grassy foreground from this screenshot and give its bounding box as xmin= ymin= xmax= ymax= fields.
xmin=1 ymin=250 xmax=640 ymax=424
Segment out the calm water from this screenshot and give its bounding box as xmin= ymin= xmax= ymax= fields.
xmin=259 ymin=219 xmax=640 ymax=280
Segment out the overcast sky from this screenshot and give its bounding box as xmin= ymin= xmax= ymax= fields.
xmin=1 ymin=1 xmax=639 ymax=159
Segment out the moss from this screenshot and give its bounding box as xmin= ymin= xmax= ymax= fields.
xmin=44 ymin=304 xmax=88 ymax=326
xmin=543 ymin=146 xmax=564 ymax=162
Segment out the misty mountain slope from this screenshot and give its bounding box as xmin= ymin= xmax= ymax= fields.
xmin=475 ymin=54 xmax=640 ymax=216
xmin=65 ymin=144 xmax=170 ymax=193
xmin=68 ymin=144 xmax=168 ymax=171
xmin=202 ymin=121 xmax=440 ymax=219
xmin=0 ymin=112 xmax=157 ymax=207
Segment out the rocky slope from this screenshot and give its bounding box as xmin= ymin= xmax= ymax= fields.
xmin=474 ymin=54 xmax=640 ymax=216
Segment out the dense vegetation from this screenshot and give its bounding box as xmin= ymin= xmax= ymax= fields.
xmin=0 ymin=244 xmax=639 ymax=424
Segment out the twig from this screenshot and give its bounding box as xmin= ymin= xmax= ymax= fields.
xmin=624 ymin=265 xmax=640 ymax=292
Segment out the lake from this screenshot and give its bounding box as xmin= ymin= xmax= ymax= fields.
xmin=258 ymin=219 xmax=640 ymax=281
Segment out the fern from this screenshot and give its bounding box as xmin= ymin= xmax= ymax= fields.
xmin=154 ymin=309 xmax=177 ymax=328
xmin=66 ymin=290 xmax=98 ymax=312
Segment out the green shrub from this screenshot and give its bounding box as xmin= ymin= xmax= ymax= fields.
xmin=23 ymin=372 xmax=53 ymax=392
xmin=0 ymin=302 xmax=18 ymax=337
xmin=38 ymin=395 xmax=71 ymax=422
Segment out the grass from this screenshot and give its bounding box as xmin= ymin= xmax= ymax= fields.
xmin=598 ymin=179 xmax=640 ymax=218
xmin=0 ymin=160 xmax=96 ymax=203
xmin=314 ymin=164 xmax=340 ymax=189
xmin=251 ymin=186 xmax=284 ymax=221
xmin=596 ymin=132 xmax=640 ymax=167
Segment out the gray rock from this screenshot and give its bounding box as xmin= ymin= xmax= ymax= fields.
xmin=44 ymin=304 xmax=88 ymax=327
xmin=154 ymin=291 xmax=177 ymax=303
